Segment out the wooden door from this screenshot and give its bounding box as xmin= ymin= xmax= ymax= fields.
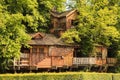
xmin=31 ymin=47 xmax=46 ymax=66
xmin=96 ymin=52 xmax=103 ymax=65
xmin=31 ymin=48 xmax=38 ymax=65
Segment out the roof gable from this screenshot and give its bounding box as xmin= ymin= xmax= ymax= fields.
xmin=30 ymin=32 xmax=44 ymax=40
xmin=28 ymin=33 xmax=74 ymax=46
xmin=50 ymin=9 xmax=77 ymax=18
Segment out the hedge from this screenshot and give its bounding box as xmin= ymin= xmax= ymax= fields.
xmin=0 ymin=72 xmax=119 ymax=80
xmin=112 ymin=74 xmax=120 ymax=80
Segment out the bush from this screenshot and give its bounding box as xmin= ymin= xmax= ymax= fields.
xmin=0 ymin=72 xmax=119 ymax=80
xmin=82 ymin=73 xmax=112 ymax=80
xmin=112 ymin=74 xmax=120 ymax=80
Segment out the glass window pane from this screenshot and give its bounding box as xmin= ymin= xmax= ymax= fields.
xmin=39 ymin=48 xmax=44 ymax=54
xmin=32 ymin=48 xmax=37 ymax=53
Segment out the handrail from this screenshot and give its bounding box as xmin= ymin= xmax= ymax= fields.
xmin=73 ymin=57 xmax=117 ymax=65
xmin=107 ymin=58 xmax=117 ymax=64
xmin=14 ymin=58 xmax=29 ymax=66
xmin=73 ymin=57 xmax=96 ymax=65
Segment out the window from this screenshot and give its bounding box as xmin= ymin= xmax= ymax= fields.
xmin=60 ymin=22 xmax=66 ymax=29
xmin=71 ymin=20 xmax=79 ymax=26
xmin=39 ymin=48 xmax=44 ymax=54
xmin=21 ymin=48 xmax=30 ymax=53
xmin=32 ymin=34 xmax=43 ymax=40
xmin=96 ymin=52 xmax=102 ymax=60
xmin=39 ymin=48 xmax=45 ymax=60
xmin=32 ymin=48 xmax=37 ymax=53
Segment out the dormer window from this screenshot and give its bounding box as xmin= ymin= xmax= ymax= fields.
xmin=60 ymin=22 xmax=66 ymax=30
xmin=71 ymin=20 xmax=78 ymax=26
xmin=31 ymin=33 xmax=44 ymax=40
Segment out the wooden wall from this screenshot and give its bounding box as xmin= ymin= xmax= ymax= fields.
xmin=49 ymin=46 xmax=74 ymax=68
xmin=50 ymin=10 xmax=77 ymax=37
xmin=94 ymin=46 xmax=107 ymax=65
xmin=95 ymin=46 xmax=107 ymax=59
xmin=28 ymin=45 xmax=74 ymax=69
xmin=66 ymin=11 xmax=77 ymax=29
xmin=50 ymin=16 xmax=61 ymax=33
xmin=30 ymin=45 xmax=49 ymax=67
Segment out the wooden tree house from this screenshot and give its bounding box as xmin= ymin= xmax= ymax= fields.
xmin=14 ymin=33 xmax=74 ymax=70
xmin=50 ymin=9 xmax=117 ymax=68
xmin=50 ymin=9 xmax=77 ymax=37
xmin=13 ymin=9 xmax=117 ymax=71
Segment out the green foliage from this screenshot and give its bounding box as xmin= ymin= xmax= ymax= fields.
xmin=114 ymin=51 xmax=120 ymax=72
xmin=0 ymin=73 xmax=82 ymax=80
xmin=0 ymin=72 xmax=119 ymax=80
xmin=113 ymin=74 xmax=120 ymax=80
xmin=0 ymin=12 xmax=31 ymax=72
xmin=62 ymin=0 xmax=120 ymax=56
xmin=0 ymin=0 xmax=66 ymax=72
xmin=61 ymin=29 xmax=80 ymax=43
xmin=82 ymin=73 xmax=112 ymax=80
xmin=0 ymin=0 xmax=66 ymax=33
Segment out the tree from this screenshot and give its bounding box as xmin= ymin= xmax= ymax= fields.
xmin=0 ymin=9 xmax=30 ymax=72
xmin=0 ymin=0 xmax=66 ymax=72
xmin=62 ymin=0 xmax=120 ymax=56
xmin=0 ymin=0 xmax=66 ymax=33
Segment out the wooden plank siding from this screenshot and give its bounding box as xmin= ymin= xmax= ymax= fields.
xmin=37 ymin=57 xmax=51 ymax=68
xmin=30 ymin=46 xmax=49 ymax=67
xmin=50 ymin=46 xmax=74 ymax=68
xmin=13 ymin=45 xmax=74 ymax=69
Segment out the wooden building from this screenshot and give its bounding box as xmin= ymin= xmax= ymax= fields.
xmin=50 ymin=9 xmax=117 ymax=67
xmin=14 ymin=32 xmax=74 ymax=70
xmin=73 ymin=44 xmax=117 ymax=69
xmin=13 ymin=9 xmax=117 ymax=71
xmin=50 ymin=9 xmax=77 ymax=37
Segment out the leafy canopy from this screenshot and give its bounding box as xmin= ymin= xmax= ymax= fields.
xmin=0 ymin=0 xmax=66 ymax=72
xmin=62 ymin=0 xmax=120 ymax=55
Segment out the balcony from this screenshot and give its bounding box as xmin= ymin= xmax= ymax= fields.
xmin=73 ymin=57 xmax=117 ymax=66
xmin=107 ymin=58 xmax=117 ymax=66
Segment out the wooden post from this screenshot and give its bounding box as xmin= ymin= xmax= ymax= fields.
xmin=13 ymin=58 xmax=16 ymax=71
xmin=18 ymin=58 xmax=20 ymax=70
xmin=29 ymin=48 xmax=32 ymax=71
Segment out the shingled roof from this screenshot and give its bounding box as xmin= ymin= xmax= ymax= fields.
xmin=50 ymin=9 xmax=77 ymax=18
xmin=28 ymin=32 xmax=71 ymax=46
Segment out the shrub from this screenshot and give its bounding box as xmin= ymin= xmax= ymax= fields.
xmin=112 ymin=74 xmax=120 ymax=80
xmin=82 ymin=73 xmax=112 ymax=80
xmin=0 ymin=72 xmax=119 ymax=80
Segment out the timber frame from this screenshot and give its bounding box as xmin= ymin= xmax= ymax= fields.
xmin=12 ymin=9 xmax=117 ymax=71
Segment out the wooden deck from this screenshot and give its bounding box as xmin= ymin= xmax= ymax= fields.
xmin=73 ymin=57 xmax=96 ymax=65
xmin=14 ymin=57 xmax=117 ymax=66
xmin=73 ymin=57 xmax=117 ymax=66
xmin=14 ymin=59 xmax=30 ymax=67
xmin=13 ymin=57 xmax=117 ymax=70
xmin=106 ymin=58 xmax=117 ymax=66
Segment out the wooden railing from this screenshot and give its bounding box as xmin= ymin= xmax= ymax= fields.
xmin=73 ymin=57 xmax=96 ymax=65
xmin=14 ymin=59 xmax=29 ymax=66
xmin=14 ymin=53 xmax=30 ymax=66
xmin=73 ymin=57 xmax=117 ymax=65
xmin=107 ymin=58 xmax=117 ymax=64
xmin=20 ymin=53 xmax=29 ymax=58
xmin=14 ymin=56 xmax=117 ymax=67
